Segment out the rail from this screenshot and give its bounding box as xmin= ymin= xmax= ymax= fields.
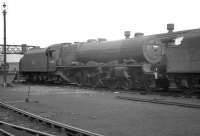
xmin=0 ymin=101 xmax=104 ymax=136
xmin=0 ymin=128 xmax=15 ymax=136
xmin=0 ymin=121 xmax=55 ymax=136
xmin=117 ymin=96 xmax=200 ymax=109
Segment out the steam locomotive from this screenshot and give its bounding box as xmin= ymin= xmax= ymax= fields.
xmin=19 ymin=24 xmax=200 ymax=90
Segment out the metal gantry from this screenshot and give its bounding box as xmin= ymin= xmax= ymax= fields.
xmin=0 ymin=44 xmax=37 ymax=54
xmin=0 ymin=43 xmax=38 ymax=87
xmin=0 ymin=44 xmax=38 ymax=87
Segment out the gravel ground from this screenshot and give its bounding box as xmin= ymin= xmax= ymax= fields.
xmin=0 ymin=84 xmax=200 ymax=136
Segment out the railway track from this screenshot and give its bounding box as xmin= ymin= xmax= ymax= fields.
xmin=0 ymin=101 xmax=103 ymax=136
xmin=116 ymin=96 xmax=200 ymax=109
xmin=11 ymin=81 xmax=200 ymax=109
xmin=0 ymin=121 xmax=55 ymax=136
xmin=0 ymin=128 xmax=15 ymax=136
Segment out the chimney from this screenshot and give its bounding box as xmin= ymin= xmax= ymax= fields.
xmin=167 ymin=23 xmax=174 ymax=33
xmin=124 ymin=31 xmax=131 ymax=39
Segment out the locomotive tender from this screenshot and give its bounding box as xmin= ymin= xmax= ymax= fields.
xmin=19 ymin=24 xmax=200 ymax=90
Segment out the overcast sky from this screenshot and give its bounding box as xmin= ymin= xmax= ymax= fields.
xmin=0 ymin=0 xmax=200 ymax=48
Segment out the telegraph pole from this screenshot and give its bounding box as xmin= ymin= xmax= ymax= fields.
xmin=2 ymin=2 xmax=7 ymax=88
